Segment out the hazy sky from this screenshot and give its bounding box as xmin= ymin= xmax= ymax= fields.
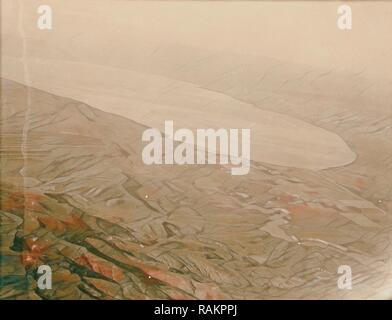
xmin=68 ymin=0 xmax=392 ymax=78
xmin=2 ymin=0 xmax=392 ymax=78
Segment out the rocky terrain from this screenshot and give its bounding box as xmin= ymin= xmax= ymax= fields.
xmin=1 ymin=78 xmax=392 ymax=299
xmin=2 ymin=0 xmax=392 ymax=300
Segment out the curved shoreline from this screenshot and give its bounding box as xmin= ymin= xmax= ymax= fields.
xmin=2 ymin=56 xmax=356 ymax=170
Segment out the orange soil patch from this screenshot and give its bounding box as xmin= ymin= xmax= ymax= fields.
xmin=288 ymin=204 xmax=337 ymax=227
xmin=63 ymin=213 xmax=90 ymax=231
xmin=76 ymin=253 xmax=125 ymax=282
xmin=2 ymin=191 xmax=43 ymax=211
xmin=20 ymin=238 xmax=50 ymax=267
xmin=38 ymin=215 xmax=67 ymax=234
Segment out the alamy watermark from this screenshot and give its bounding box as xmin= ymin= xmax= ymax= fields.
xmin=37 ymin=265 xmax=52 ymax=290
xmin=142 ymin=121 xmax=251 ymax=175
xmin=337 ymin=5 xmax=352 ymax=30
xmin=37 ymin=5 xmax=52 ymax=30
xmin=337 ymin=265 xmax=352 ymax=290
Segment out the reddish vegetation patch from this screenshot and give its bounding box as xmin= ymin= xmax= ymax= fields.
xmin=38 ymin=215 xmax=67 ymax=234
xmin=277 ymin=193 xmax=297 ymax=204
xmin=21 ymin=251 xmax=40 ymax=267
xmin=287 ymin=204 xmax=337 ymax=227
xmin=63 ymin=213 xmax=89 ymax=231
xmin=20 ymin=238 xmax=49 ymax=267
xmin=76 ymin=253 xmax=125 ymax=282
xmin=2 ymin=191 xmax=43 ymax=211
xmin=4 ymin=188 xmax=227 ymax=299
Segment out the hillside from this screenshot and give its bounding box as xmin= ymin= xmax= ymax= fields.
xmin=1 ymin=79 xmax=392 ymax=299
